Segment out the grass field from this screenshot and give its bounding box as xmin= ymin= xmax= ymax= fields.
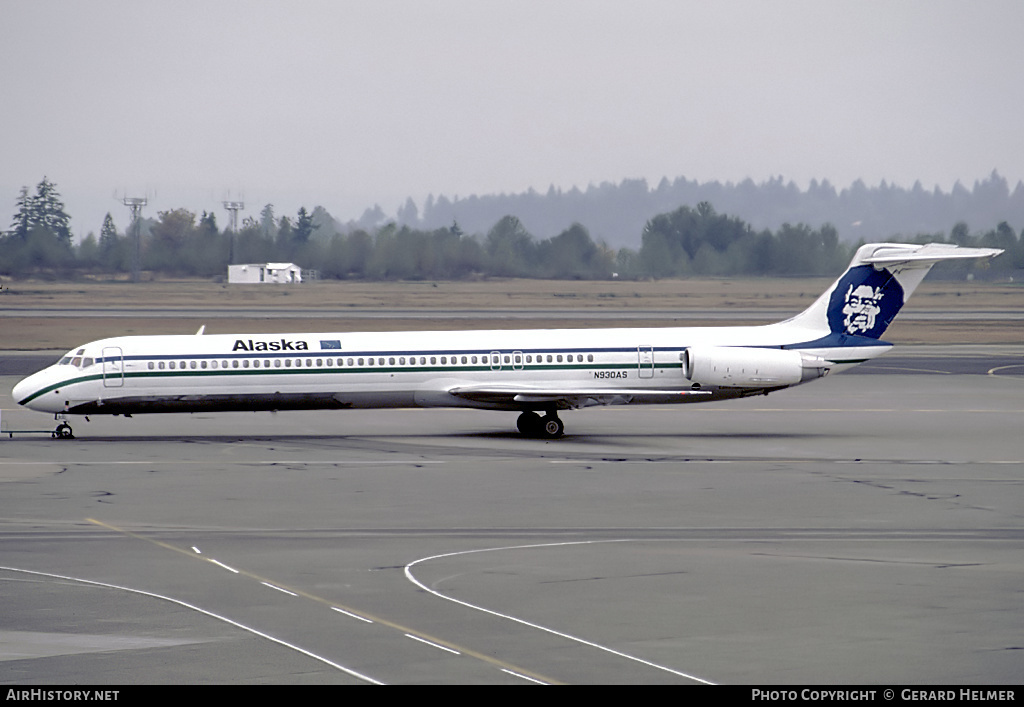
xmin=2 ymin=276 xmax=1022 ymax=349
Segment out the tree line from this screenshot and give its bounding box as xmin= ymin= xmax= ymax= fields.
xmin=387 ymin=171 xmax=1024 ymax=250
xmin=3 ymin=178 xmax=1021 ymax=281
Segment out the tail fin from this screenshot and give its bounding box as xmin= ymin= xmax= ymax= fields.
xmin=783 ymin=243 xmax=1003 ymax=341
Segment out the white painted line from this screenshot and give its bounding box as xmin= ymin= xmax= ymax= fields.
xmin=261 ymin=581 xmax=298 ymax=596
xmin=405 ymin=540 xmax=715 ymax=685
xmin=502 ymin=668 xmax=549 ymax=685
xmin=0 ymin=565 xmax=384 ymax=685
xmin=404 ymin=633 xmax=461 ymax=655
xmin=191 ymin=546 xmax=202 ymax=554
xmin=332 ymin=606 xmax=374 ymax=623
xmin=208 ymin=559 xmax=239 ymax=573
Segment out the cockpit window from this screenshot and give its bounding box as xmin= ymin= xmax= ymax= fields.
xmin=59 ymin=357 xmax=72 ymax=365
xmin=82 ymin=358 xmax=93 ymax=367
xmin=71 ymin=357 xmax=82 ymax=367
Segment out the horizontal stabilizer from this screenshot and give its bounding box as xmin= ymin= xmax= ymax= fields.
xmin=859 ymin=243 xmax=1004 ymax=267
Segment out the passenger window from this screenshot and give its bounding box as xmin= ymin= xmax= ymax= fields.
xmin=148 ymin=362 xmax=154 ymax=370
xmin=190 ymin=361 xmax=197 ymax=369
xmin=389 ymin=357 xmax=395 ymax=365
xmin=556 ymin=355 xmax=563 ymax=363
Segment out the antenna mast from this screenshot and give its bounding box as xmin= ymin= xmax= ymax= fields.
xmin=123 ymin=197 xmax=147 ymax=283
xmin=222 ymin=200 xmax=244 ymax=264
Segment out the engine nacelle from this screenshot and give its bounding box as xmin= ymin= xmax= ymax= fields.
xmin=683 ymin=346 xmax=830 ymax=388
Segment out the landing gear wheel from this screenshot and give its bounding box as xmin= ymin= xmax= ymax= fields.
xmin=539 ymin=414 xmax=564 ymax=439
xmin=517 ymin=411 xmax=542 ymax=436
xmin=53 ymin=422 xmax=74 ymax=439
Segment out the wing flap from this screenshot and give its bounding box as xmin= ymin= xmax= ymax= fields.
xmin=447 ymin=384 xmax=712 ymax=406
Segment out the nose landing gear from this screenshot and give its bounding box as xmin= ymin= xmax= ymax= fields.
xmin=51 ymin=414 xmax=74 ymax=439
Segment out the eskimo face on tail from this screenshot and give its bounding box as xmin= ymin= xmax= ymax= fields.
xmin=827 ymin=265 xmax=904 ymax=338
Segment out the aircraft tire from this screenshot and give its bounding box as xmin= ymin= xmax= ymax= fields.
xmin=517 ymin=411 xmax=542 ymax=436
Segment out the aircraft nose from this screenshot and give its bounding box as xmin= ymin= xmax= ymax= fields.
xmin=12 ymin=376 xmax=33 ymax=406
xmin=12 ymin=371 xmax=46 ymax=408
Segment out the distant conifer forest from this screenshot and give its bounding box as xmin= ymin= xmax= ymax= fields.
xmin=3 ymin=175 xmax=1022 ymax=281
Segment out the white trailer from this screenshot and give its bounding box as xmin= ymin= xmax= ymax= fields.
xmin=227 ymin=263 xmax=302 ymax=284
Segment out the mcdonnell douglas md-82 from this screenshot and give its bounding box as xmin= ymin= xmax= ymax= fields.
xmin=12 ymin=242 xmax=1002 ymax=439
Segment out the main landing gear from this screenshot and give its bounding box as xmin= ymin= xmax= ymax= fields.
xmin=516 ymin=411 xmax=564 ymax=439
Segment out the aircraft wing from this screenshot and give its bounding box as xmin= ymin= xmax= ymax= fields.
xmin=447 ymin=384 xmax=712 ymax=407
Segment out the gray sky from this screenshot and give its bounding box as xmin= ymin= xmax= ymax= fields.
xmin=3 ymin=0 xmax=1023 ymax=237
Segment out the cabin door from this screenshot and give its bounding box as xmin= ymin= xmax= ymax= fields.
xmin=637 ymin=345 xmax=655 ymax=379
xmin=102 ymin=347 xmax=124 ymax=387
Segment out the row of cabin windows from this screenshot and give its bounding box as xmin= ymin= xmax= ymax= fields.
xmin=144 ymin=352 xmax=598 ymax=371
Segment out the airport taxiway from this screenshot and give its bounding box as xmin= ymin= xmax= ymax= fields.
xmin=1 ymin=362 xmax=1022 ymax=684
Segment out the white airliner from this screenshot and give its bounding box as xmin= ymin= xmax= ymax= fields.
xmin=12 ymin=242 xmax=1002 ymax=439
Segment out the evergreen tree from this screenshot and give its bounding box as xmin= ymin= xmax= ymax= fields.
xmin=29 ymin=177 xmax=73 ymax=245
xmin=98 ymin=212 xmax=124 ymax=271
xmin=198 ymin=211 xmax=219 ymax=237
xmin=99 ymin=213 xmax=118 ymax=252
xmin=9 ymin=186 xmax=32 ymax=241
xmin=294 ymin=207 xmax=317 ymax=244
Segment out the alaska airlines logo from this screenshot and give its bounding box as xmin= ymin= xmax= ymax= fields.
xmin=233 ymin=339 xmax=309 ymax=352
xmin=827 ymin=265 xmax=903 ymax=338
